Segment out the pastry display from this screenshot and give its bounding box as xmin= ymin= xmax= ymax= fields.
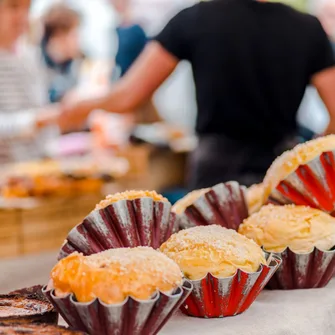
xmin=51 ymin=247 xmax=183 ymax=303
xmin=239 ymin=205 xmax=335 ymax=289
xmin=59 ymin=190 xmax=178 ymax=259
xmin=239 ymin=204 xmax=335 ymax=253
xmin=172 ymin=182 xmax=248 ymax=230
xmin=172 ymin=188 xmax=210 ymax=215
xmin=0 ymin=286 xmax=58 ymax=325
xmin=44 ymin=247 xmax=192 ymax=335
xmin=246 ymin=183 xmax=265 ymax=214
xmin=160 ymin=225 xmax=281 ymax=318
xmin=0 ymin=323 xmax=84 ymax=334
xmin=160 ymin=225 xmax=266 ymax=280
xmin=0 ymin=158 xmax=126 ymax=199
xmin=95 ymin=190 xmax=167 ymax=210
xmin=263 ymin=135 xmax=335 ymax=213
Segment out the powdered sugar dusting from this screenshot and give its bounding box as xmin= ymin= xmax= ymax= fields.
xmin=160 ymin=225 xmax=266 ymax=279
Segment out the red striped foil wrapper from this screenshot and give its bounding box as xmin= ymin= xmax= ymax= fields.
xmin=59 ymin=198 xmax=178 ymax=260
xmin=269 ymin=150 xmax=335 ymax=214
xmin=43 ymin=280 xmax=192 ymax=335
xmin=266 ymin=247 xmax=335 ymax=290
xmin=178 ymin=182 xmax=249 ymax=231
xmin=180 ymin=255 xmax=281 ymax=318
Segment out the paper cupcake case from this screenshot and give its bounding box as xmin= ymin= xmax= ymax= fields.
xmin=59 ymin=198 xmax=178 ymax=259
xmin=266 ymin=247 xmax=335 ymax=290
xmin=178 ymin=182 xmax=249 ymax=230
xmin=180 ymin=255 xmax=281 ymax=318
xmin=269 ymin=150 xmax=335 ymax=214
xmin=43 ymin=280 xmax=193 ymax=335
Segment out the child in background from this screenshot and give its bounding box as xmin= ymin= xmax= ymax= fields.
xmin=0 ymin=0 xmax=59 ymax=164
xmin=41 ymin=4 xmax=83 ymax=103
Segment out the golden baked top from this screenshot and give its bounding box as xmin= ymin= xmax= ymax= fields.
xmin=96 ymin=190 xmax=167 ymax=210
xmin=50 ymin=247 xmax=183 ymax=304
xmin=160 ymin=225 xmax=266 ymax=280
xmin=247 ymin=183 xmax=265 ymax=214
xmin=238 ymin=204 xmax=335 ymax=253
xmin=263 ymin=135 xmax=335 ymax=202
xmin=172 ymin=188 xmax=210 ymax=214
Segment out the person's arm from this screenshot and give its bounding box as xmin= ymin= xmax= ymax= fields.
xmin=0 ymin=107 xmax=59 ymax=139
xmin=312 ymin=67 xmax=335 ymax=135
xmin=59 ymin=42 xmax=178 ymax=131
xmin=59 ymin=6 xmax=195 ymax=131
xmin=309 ymin=18 xmax=335 ymax=135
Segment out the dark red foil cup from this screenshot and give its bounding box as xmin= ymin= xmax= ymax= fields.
xmin=269 ymin=151 xmax=335 ymax=214
xmin=59 ymin=198 xmax=178 ymax=259
xmin=43 ymin=280 xmax=193 ymax=335
xmin=266 ymin=247 xmax=335 ymax=290
xmin=178 ymin=182 xmax=249 ymax=230
xmin=180 ymin=255 xmax=281 ymax=318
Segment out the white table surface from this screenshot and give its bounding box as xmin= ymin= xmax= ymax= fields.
xmin=1 ymin=252 xmax=334 ymax=335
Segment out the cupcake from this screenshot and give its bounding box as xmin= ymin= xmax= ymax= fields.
xmin=172 ymin=182 xmax=249 ymax=231
xmin=59 ymin=190 xmax=178 ymax=259
xmin=246 ymin=183 xmax=265 ymax=214
xmin=160 ymin=225 xmax=281 ymax=318
xmin=239 ymin=204 xmax=335 ymax=289
xmin=263 ymin=135 xmax=335 ymax=213
xmin=44 ymin=247 xmax=192 ymax=335
xmin=0 ymin=286 xmax=58 ymax=325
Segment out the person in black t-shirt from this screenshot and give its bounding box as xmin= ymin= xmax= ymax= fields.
xmin=59 ymin=0 xmax=335 ymax=189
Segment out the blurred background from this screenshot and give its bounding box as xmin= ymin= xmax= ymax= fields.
xmin=0 ymin=0 xmax=334 ymax=261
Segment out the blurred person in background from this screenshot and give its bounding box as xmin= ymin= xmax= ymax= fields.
xmin=318 ymin=0 xmax=335 ymax=53
xmin=297 ymin=0 xmax=335 ymax=139
xmin=111 ymin=0 xmax=160 ymax=124
xmin=41 ymin=4 xmax=83 ymax=103
xmin=111 ymin=0 xmax=147 ymax=79
xmin=59 ymin=0 xmax=335 ymax=189
xmin=0 ymin=0 xmax=59 ymax=164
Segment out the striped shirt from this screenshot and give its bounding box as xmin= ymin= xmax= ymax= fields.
xmin=0 ymin=43 xmax=55 ymax=164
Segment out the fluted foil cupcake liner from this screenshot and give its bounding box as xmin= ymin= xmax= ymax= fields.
xmin=59 ymin=198 xmax=178 ymax=259
xmin=269 ymin=150 xmax=335 ymax=214
xmin=178 ymin=182 xmax=249 ymax=230
xmin=180 ymin=255 xmax=281 ymax=318
xmin=43 ymin=280 xmax=192 ymax=335
xmin=266 ymin=247 xmax=335 ymax=290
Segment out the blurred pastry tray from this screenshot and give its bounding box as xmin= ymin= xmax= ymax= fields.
xmin=0 ymin=157 xmax=129 ymax=181
xmin=129 ymin=123 xmax=198 ymax=153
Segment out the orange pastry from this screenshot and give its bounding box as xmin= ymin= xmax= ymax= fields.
xmin=50 ymin=247 xmax=183 ymax=304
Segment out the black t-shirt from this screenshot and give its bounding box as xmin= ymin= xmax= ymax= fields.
xmin=155 ymin=0 xmax=335 ymax=144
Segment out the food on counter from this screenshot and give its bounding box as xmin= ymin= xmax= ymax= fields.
xmin=50 ymin=247 xmax=183 ymax=304
xmin=95 ymin=190 xmax=167 ymax=210
xmin=160 ymin=225 xmax=266 ymax=280
xmin=246 ymin=183 xmax=265 ymax=214
xmin=239 ymin=204 xmax=335 ymax=253
xmin=59 ymin=190 xmax=178 ymax=257
xmin=172 ymin=188 xmax=210 ymax=215
xmin=171 ymin=182 xmax=248 ymax=231
xmin=263 ymin=135 xmax=335 ymax=202
xmin=0 ymin=323 xmax=84 ymax=334
xmin=0 ymin=286 xmax=58 ymax=325
xmin=161 ymin=225 xmax=280 ymax=318
xmin=0 ymin=159 xmax=120 ymax=198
